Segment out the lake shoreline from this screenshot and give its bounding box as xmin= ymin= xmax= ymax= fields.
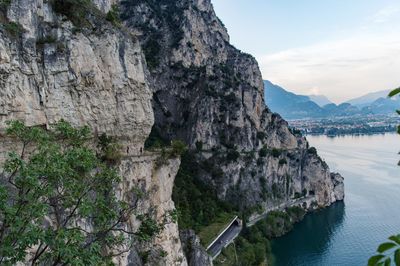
xmin=271 ymin=134 xmax=400 ymax=266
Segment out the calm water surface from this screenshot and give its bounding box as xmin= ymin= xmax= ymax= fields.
xmin=272 ymin=133 xmax=400 ymax=266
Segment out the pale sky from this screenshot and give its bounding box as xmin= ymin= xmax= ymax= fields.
xmin=212 ymin=0 xmax=400 ymax=103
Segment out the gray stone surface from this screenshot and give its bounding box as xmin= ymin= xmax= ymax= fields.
xmin=180 ymin=230 xmax=213 ymax=266
xmin=120 ymin=0 xmax=345 ymax=211
xmin=0 ymin=0 xmax=344 ymax=264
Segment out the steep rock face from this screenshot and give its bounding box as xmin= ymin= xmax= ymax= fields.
xmin=0 ymin=1 xmax=187 ymax=265
xmin=2 ymin=0 xmax=152 ymax=154
xmin=120 ymin=0 xmax=344 ymax=211
xmin=117 ymin=156 xmax=187 ymax=265
xmin=180 ymin=230 xmax=213 ymax=266
xmin=0 ymin=0 xmax=344 ymax=264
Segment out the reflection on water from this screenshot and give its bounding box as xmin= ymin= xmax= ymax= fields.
xmin=272 ymin=202 xmax=345 ymax=266
xmin=272 ymin=133 xmax=400 ymax=266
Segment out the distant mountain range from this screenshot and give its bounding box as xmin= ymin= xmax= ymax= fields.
xmin=264 ymin=80 xmax=400 ymax=120
xmin=345 ymin=90 xmax=391 ymax=107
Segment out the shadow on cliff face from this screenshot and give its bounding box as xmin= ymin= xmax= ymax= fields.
xmin=271 ymin=201 xmax=345 ymax=265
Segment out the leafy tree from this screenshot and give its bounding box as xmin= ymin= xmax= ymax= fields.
xmin=368 ymin=235 xmax=400 ymax=266
xmin=369 ymin=88 xmax=400 ymax=266
xmin=0 ymin=120 xmax=143 ymax=265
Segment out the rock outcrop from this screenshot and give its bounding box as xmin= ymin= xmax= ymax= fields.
xmin=0 ymin=0 xmax=186 ymax=265
xmin=0 ymin=0 xmax=344 ymax=265
xmin=120 ymin=0 xmax=344 ymax=211
xmin=180 ymin=230 xmax=213 ymax=266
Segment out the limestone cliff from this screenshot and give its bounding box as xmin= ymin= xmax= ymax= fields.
xmin=120 ymin=0 xmax=344 ymax=212
xmin=0 ymin=0 xmax=186 ymax=265
xmin=0 ymin=0 xmax=344 ymax=265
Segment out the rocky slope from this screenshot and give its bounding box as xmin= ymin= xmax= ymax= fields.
xmin=120 ymin=0 xmax=344 ymax=211
xmin=0 ymin=0 xmax=344 ymax=265
xmin=0 ymin=0 xmax=186 ymax=265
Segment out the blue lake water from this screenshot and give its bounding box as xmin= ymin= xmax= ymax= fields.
xmin=272 ymin=133 xmax=400 ymax=266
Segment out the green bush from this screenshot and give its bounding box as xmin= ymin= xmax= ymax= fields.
xmin=279 ymin=158 xmax=287 ymax=165
xmin=4 ymin=22 xmax=23 ymax=37
xmin=308 ymin=147 xmax=318 ymax=155
xmin=271 ymin=148 xmax=281 ymax=158
xmin=195 ymin=141 xmax=203 ymax=151
xmin=226 ymin=149 xmax=240 ymax=162
xmin=265 ymin=211 xmax=292 ymax=238
xmin=144 ymin=126 xmax=169 ymax=149
xmin=143 ymin=36 xmax=161 ymax=70
xmin=36 ymin=35 xmax=57 ymax=46
xmin=51 ymin=0 xmax=91 ymax=27
xmin=259 ymin=147 xmax=268 ymax=157
xmin=106 ymin=4 xmax=121 ymax=26
xmin=170 ymin=140 xmax=187 ymax=157
xmin=0 ymin=0 xmax=10 ymax=14
xmin=272 ymin=183 xmax=280 ymax=198
xmin=286 ymin=206 xmax=306 ymax=222
xmin=97 ymin=133 xmax=122 ymax=163
xmin=257 ymin=131 xmax=266 ymax=140
xmin=136 ymin=215 xmax=162 ymax=242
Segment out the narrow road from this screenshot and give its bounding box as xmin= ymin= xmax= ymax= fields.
xmin=247 ymin=196 xmax=315 ymax=226
xmin=206 ymin=196 xmax=315 ymax=259
xmin=207 ymin=220 xmax=242 ymax=258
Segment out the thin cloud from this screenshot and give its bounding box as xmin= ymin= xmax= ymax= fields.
xmin=259 ymin=33 xmax=400 ymax=103
xmin=372 ymin=6 xmax=400 ymax=23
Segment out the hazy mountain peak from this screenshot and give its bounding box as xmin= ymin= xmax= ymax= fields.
xmin=308 ymin=94 xmax=333 ymax=107
xmin=346 ymin=90 xmax=391 ymax=107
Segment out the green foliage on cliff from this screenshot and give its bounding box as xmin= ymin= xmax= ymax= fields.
xmin=172 ymin=151 xmax=235 ymax=232
xmin=136 ymin=215 xmax=162 ymax=242
xmin=144 ymin=126 xmax=169 ymax=149
xmin=3 ymin=21 xmax=23 ymax=37
xmin=0 ymin=0 xmax=10 ymax=15
xmin=271 ymin=148 xmax=281 ymax=158
xmin=259 ymin=146 xmax=268 ymax=157
xmin=307 ymin=147 xmax=318 ymax=155
xmin=143 ymin=36 xmax=161 ymax=70
xmin=106 ymin=4 xmax=121 ymax=26
xmin=170 ymin=140 xmax=188 ymax=157
xmin=263 ymin=208 xmax=306 ymax=239
xmin=0 ymin=121 xmax=141 ymax=265
xmin=52 ymin=0 xmax=92 ymax=26
xmin=97 ymin=133 xmax=122 ymax=163
xmin=279 ymin=158 xmax=287 ymax=165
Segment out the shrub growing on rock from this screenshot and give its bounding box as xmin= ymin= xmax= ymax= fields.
xmin=0 ymin=120 xmax=142 ymax=265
